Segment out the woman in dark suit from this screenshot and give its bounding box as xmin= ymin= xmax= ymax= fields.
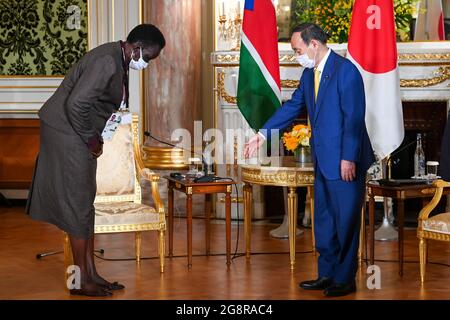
xmin=26 ymin=24 xmax=165 ymax=296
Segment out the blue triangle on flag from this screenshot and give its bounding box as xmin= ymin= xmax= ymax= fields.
xmin=245 ymin=0 xmax=254 ymax=11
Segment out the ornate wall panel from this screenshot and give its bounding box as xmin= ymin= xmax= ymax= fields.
xmin=0 ymin=0 xmax=88 ymax=76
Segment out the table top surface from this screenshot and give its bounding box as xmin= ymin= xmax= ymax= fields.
xmin=367 ymin=180 xmax=440 ymax=190
xmin=164 ymin=175 xmax=236 ymax=187
xmin=240 ymin=156 xmax=314 ymax=172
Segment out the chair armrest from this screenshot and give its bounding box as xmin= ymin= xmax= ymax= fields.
xmin=130 ymin=115 xmax=164 ymax=214
xmin=418 ymin=180 xmax=447 ymax=222
xmin=140 ymin=168 xmax=160 ymax=183
xmin=138 ymin=168 xmax=165 ymax=214
xmin=434 ymin=180 xmax=450 ymax=188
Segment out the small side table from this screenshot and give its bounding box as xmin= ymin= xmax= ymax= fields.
xmin=165 ymin=176 xmax=236 ymax=268
xmin=240 ymin=157 xmax=315 ymax=270
xmin=367 ymin=181 xmax=450 ymax=276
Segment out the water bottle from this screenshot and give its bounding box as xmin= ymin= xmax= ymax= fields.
xmin=203 ymin=151 xmax=214 ymax=175
xmin=414 ymin=133 xmax=426 ymax=177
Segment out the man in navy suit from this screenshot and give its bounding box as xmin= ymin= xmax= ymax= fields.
xmin=244 ymin=23 xmax=375 ymax=297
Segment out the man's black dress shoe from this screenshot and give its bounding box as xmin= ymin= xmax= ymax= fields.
xmin=323 ymin=281 xmax=356 ymax=297
xmin=299 ymin=277 xmax=333 ymax=290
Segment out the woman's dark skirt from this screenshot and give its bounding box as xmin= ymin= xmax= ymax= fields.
xmin=26 ymin=122 xmax=97 ymax=239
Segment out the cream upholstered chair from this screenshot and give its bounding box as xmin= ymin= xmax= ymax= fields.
xmin=63 ymin=113 xmax=166 ymax=272
xmin=417 ymin=179 xmax=450 ymax=283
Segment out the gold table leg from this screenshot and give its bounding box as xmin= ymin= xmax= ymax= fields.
xmin=288 ymin=187 xmax=298 ymax=270
xmin=225 ymin=190 xmax=232 ymax=267
xmin=243 ymin=183 xmax=253 ymax=259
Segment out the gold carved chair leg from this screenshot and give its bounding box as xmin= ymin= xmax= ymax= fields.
xmin=135 ymin=232 xmax=142 ymax=263
xmin=158 ymin=229 xmax=165 ymax=273
xmin=419 ymin=237 xmax=428 ymax=284
xmin=417 ymin=180 xmax=450 ymax=284
xmin=63 ymin=232 xmax=73 ymax=290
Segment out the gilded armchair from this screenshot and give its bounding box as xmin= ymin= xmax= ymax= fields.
xmin=63 ymin=113 xmax=166 ymax=273
xmin=417 ymin=179 xmax=450 ymax=283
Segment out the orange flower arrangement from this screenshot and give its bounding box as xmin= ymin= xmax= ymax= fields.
xmin=283 ymin=124 xmax=311 ymax=152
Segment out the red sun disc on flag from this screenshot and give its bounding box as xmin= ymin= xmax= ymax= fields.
xmin=348 ymin=0 xmax=398 ymax=74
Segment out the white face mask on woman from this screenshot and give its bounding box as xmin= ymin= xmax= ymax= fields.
xmin=129 ymin=47 xmax=148 ymax=70
xmin=295 ymin=44 xmax=317 ymax=69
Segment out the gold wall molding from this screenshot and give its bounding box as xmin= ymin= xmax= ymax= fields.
xmin=217 ymin=71 xmax=237 ymax=104
xmin=213 ymin=52 xmax=450 ymax=67
xmin=218 ymin=72 xmax=302 ymax=103
xmin=398 ymin=53 xmax=450 ymax=62
xmin=280 ymin=68 xmax=450 ymax=89
xmin=279 ymin=54 xmax=297 ymax=63
xmin=216 ymin=54 xmax=240 ymax=64
xmin=214 ymin=54 xmax=298 ymax=66
xmin=400 ymin=67 xmax=450 ymax=88
xmin=218 ymin=66 xmax=450 ymax=102
xmin=281 ymin=79 xmax=300 ymax=88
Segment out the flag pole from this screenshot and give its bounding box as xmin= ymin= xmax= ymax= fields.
xmin=374 ymin=157 xmax=399 ymax=241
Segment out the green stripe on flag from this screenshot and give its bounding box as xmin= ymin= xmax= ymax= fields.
xmin=237 ymin=44 xmax=281 ymax=131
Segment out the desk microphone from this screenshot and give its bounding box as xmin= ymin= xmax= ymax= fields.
xmin=385 ymin=138 xmax=419 ymax=179
xmin=144 ymin=131 xmax=212 ymax=176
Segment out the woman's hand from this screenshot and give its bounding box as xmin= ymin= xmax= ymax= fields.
xmin=88 ymin=136 xmax=103 ymax=158
xmin=91 ymin=143 xmax=103 ymax=158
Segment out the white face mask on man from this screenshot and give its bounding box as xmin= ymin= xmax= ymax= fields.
xmin=129 ymin=47 xmax=149 ymax=70
xmin=295 ymin=44 xmax=317 ymax=69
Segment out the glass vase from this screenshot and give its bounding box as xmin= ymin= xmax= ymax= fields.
xmin=294 ymin=146 xmax=312 ymax=163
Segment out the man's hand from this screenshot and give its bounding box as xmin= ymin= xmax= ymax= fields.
xmin=244 ymin=133 xmax=265 ymax=159
xmin=341 ymin=160 xmax=356 ymax=182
